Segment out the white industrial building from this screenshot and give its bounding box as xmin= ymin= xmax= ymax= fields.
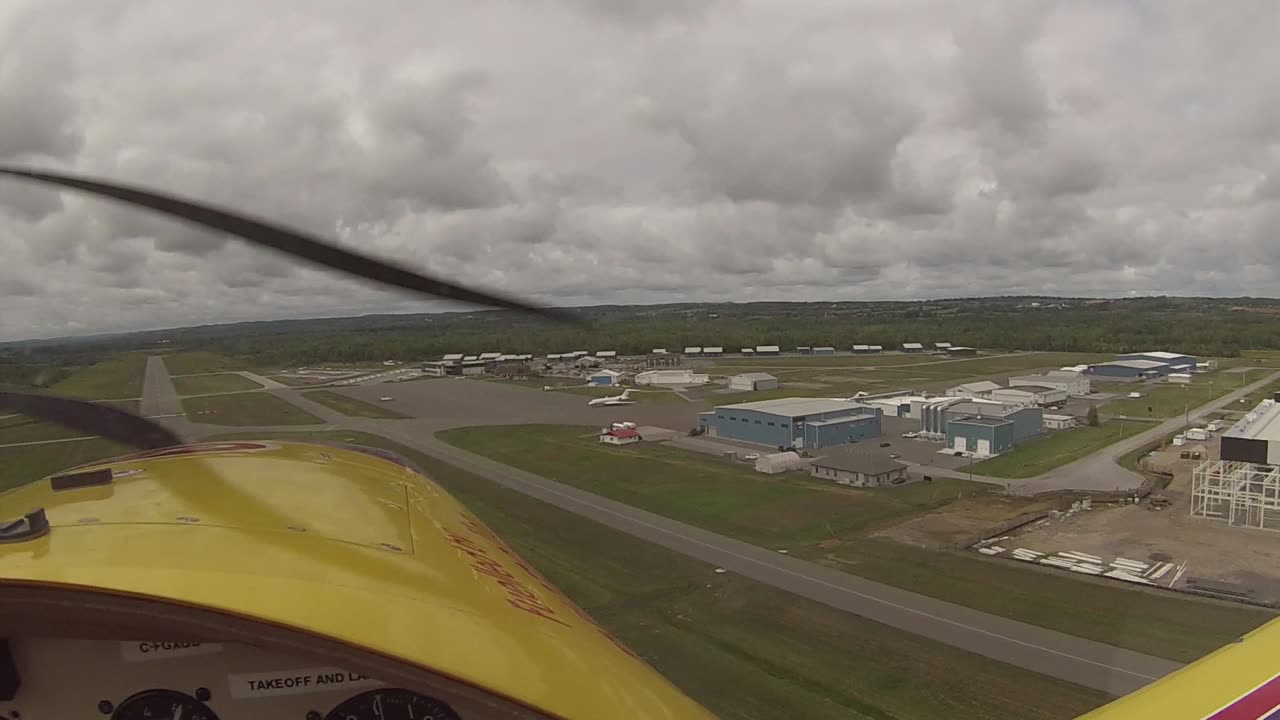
xmin=1168 ymin=373 xmax=1193 ymax=384
xmin=866 ymin=395 xmax=934 ymax=419
xmin=651 ymin=348 xmax=668 ymax=355
xmin=728 ymin=372 xmax=779 ymax=392
xmin=902 ymin=342 xmax=924 ymax=353
xmin=755 ymin=451 xmax=809 ymax=474
xmin=945 ymin=380 xmax=1001 ymax=398
xmin=934 ymin=342 xmax=952 ymax=351
xmin=987 ymin=388 xmax=1039 ymax=406
xmin=635 ymin=369 xmax=709 ymax=386
xmin=1042 ymin=414 xmax=1076 ymax=431
xmin=990 ymin=385 xmax=1067 ymax=406
xmin=755 ymin=345 xmax=781 ymax=355
xmin=596 ymin=350 xmax=617 ymax=358
xmin=1008 ymin=371 xmax=1091 ymax=396
xmin=1193 ymin=395 xmax=1280 ymax=530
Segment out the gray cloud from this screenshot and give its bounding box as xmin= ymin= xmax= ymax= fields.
xmin=4 ymin=0 xmax=1280 ymax=340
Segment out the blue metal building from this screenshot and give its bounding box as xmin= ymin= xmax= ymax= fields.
xmin=587 ymin=370 xmax=622 ymax=386
xmin=1088 ymin=359 xmax=1171 ymax=380
xmin=698 ymin=397 xmax=882 ymax=449
xmin=945 ymin=404 xmax=1043 ymax=456
xmin=1117 ymin=351 xmax=1197 ymax=373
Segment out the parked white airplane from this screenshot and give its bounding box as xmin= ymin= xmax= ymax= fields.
xmin=588 ymin=389 xmax=636 ymax=406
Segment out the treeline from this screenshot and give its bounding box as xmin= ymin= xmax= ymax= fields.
xmin=10 ymin=297 xmax=1280 ymax=370
xmin=178 ymin=309 xmax=1276 ymax=367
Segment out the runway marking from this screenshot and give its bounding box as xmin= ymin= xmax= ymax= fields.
xmin=428 ymin=442 xmax=1165 ymax=684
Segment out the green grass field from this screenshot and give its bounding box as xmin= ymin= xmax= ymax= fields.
xmin=301 ymin=391 xmax=410 ymax=419
xmin=441 ymin=424 xmax=1274 ymax=661
xmin=171 ymin=373 xmax=263 ymax=396
xmin=964 ymin=421 xmax=1153 ymax=479
xmin=1100 ymin=373 xmax=1241 ymax=418
xmin=801 ymin=539 xmax=1270 ymax=664
xmin=208 ymin=429 xmax=1108 ymax=720
xmin=50 ymin=354 xmax=147 ymax=400
xmin=0 ymin=438 xmax=133 ymax=492
xmin=182 ymin=392 xmax=323 ymax=426
xmin=265 ymin=375 xmax=316 ymax=387
xmin=0 ymin=400 xmax=145 ymax=446
xmin=440 ymin=425 xmax=992 ymax=547
xmin=162 ymin=351 xmax=245 ymax=375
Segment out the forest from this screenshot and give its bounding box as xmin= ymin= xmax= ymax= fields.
xmin=4 ymin=296 xmax=1280 ymax=376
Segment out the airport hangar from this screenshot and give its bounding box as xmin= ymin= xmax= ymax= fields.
xmin=698 ymin=398 xmax=882 ymax=449
xmin=1087 ymin=359 xmax=1174 ymax=380
xmin=1194 ymin=394 xmax=1280 ymax=530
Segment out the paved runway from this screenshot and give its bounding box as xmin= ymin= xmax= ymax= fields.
xmin=138 ymin=360 xmax=1187 ymax=696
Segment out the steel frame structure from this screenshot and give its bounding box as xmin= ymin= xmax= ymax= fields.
xmin=1191 ymin=460 xmax=1280 ymax=531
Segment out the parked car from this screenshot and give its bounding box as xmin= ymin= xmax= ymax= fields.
xmin=889 ymin=453 xmax=901 ymax=459
xmin=744 ymin=453 xmax=760 ymax=461
xmin=879 ymin=442 xmax=891 ymax=447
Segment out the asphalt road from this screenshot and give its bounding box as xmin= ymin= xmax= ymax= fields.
xmin=1011 ymin=369 xmax=1280 ymax=494
xmin=139 ymin=358 xmax=1186 ymax=696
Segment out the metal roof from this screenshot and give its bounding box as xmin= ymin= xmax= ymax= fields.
xmin=741 ymin=348 xmax=754 ymax=353
xmin=903 ymin=342 xmax=923 ymax=349
xmin=1043 ymin=414 xmax=1075 ymax=421
xmin=755 ymin=345 xmax=780 ymax=352
xmin=684 ymin=347 xmax=702 ymax=353
xmin=478 ymin=352 xmax=502 ymax=360
xmin=805 ymin=414 xmax=876 ymax=426
xmin=814 ymin=346 xmax=835 ymax=352
xmin=596 ymin=350 xmax=617 ymax=357
xmin=953 ymin=380 xmax=1001 ymax=393
xmin=811 ymin=451 xmax=907 ymax=475
xmin=1093 ymin=359 xmax=1169 ymax=370
xmin=651 ymin=348 xmax=668 ymax=354
xmin=442 ymin=354 xmax=464 ymax=361
xmin=935 ymin=342 xmax=952 ymax=348
xmin=1120 ymin=351 xmax=1188 ymax=360
xmin=605 ymin=428 xmax=641 ymax=438
xmin=703 ymin=347 xmax=724 ymax=353
xmin=945 ymin=400 xmax=1014 ymax=416
xmin=992 ymin=387 xmax=1035 ymax=395
xmin=869 ymin=345 xmax=883 ymax=350
xmin=852 ymin=344 xmax=870 ymax=350
xmin=1226 ymin=400 xmax=1280 ymax=443
xmin=590 ymin=369 xmax=622 ymax=377
xmin=950 ymin=415 xmax=1011 ymax=427
xmin=731 ymin=372 xmax=777 ymax=382
xmin=717 ymin=397 xmax=871 ymax=416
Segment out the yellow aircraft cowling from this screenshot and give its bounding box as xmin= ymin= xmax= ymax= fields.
xmin=0 ymin=441 xmax=716 ymax=720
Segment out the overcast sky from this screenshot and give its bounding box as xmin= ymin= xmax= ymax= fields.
xmin=2 ymin=0 xmax=1278 ymax=340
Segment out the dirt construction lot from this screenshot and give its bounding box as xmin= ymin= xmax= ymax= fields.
xmin=1004 ymin=437 xmax=1280 ymax=603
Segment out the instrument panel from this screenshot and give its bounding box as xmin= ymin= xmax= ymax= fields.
xmin=0 ymin=638 xmax=470 ymax=719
